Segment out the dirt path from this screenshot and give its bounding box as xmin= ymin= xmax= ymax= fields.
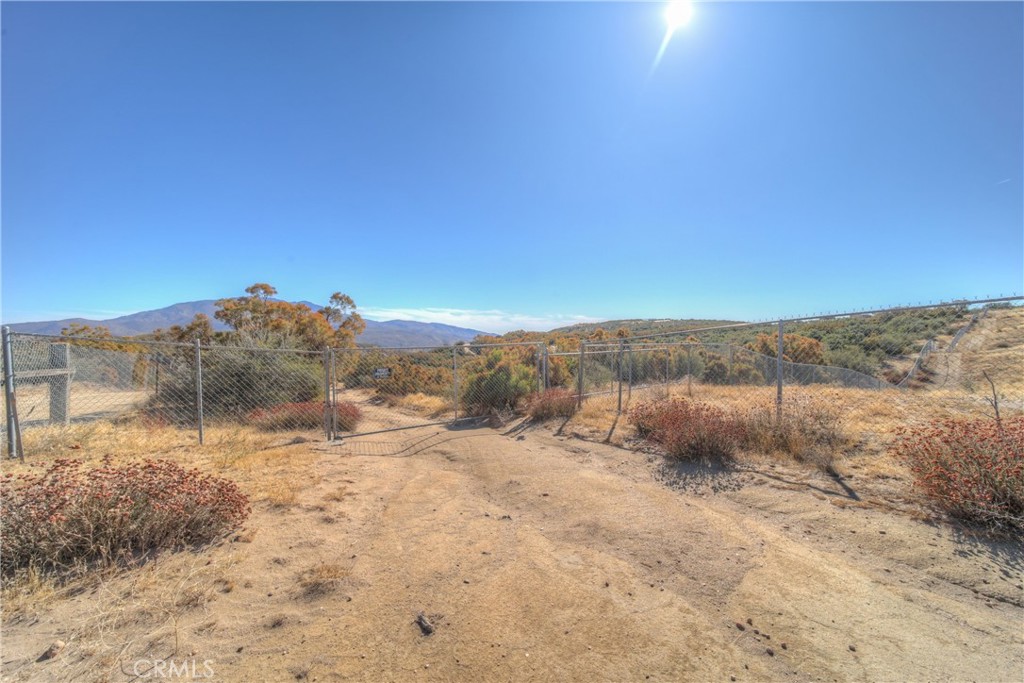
xmin=3 ymin=423 xmax=1022 ymax=682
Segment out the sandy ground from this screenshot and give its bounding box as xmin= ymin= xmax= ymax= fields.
xmin=2 ymin=420 xmax=1022 ymax=682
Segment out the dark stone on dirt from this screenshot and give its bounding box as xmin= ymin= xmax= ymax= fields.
xmin=37 ymin=641 xmax=65 ymax=662
xmin=746 ymin=618 xmax=753 ymax=625
xmin=781 ymin=643 xmax=788 ymax=650
xmin=766 ymin=648 xmax=775 ymax=656
xmin=735 ymin=623 xmax=746 ymax=631
xmin=416 ymin=612 xmax=435 ymax=636
xmin=849 ymin=644 xmax=857 ymax=652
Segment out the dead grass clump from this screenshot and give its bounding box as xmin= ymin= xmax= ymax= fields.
xmin=19 ymin=422 xmax=194 ymax=460
xmin=891 ymin=415 xmax=1024 ymax=533
xmin=0 ymin=457 xmax=250 ymax=579
xmin=323 ymin=486 xmax=350 ymax=502
xmin=738 ymin=398 xmax=846 ymax=471
xmin=296 ymin=563 xmax=347 ymax=599
xmin=394 ymin=392 xmax=451 ymax=418
xmin=250 ymin=401 xmax=362 ymax=432
xmin=526 ymin=388 xmax=579 ymax=421
xmin=256 ymin=479 xmax=302 ymax=508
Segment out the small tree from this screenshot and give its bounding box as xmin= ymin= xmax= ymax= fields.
xmin=214 ymin=283 xmax=363 ymax=350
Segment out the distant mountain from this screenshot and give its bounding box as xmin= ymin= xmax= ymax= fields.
xmin=359 ymin=319 xmax=486 ymax=348
xmin=6 ymin=300 xmax=486 ymax=348
xmin=6 ymin=301 xmax=225 ymax=337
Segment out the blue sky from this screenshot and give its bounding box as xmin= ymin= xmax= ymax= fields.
xmin=2 ymin=1 xmax=1021 ymax=333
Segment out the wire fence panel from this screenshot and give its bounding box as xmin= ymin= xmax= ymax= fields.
xmin=333 ymin=345 xmax=457 ymax=435
xmin=2 ymin=297 xmax=1022 ymax=457
xmin=456 ymin=343 xmax=541 ymax=418
xmin=198 ymin=345 xmax=326 ymax=432
xmin=3 ymin=334 xmax=196 ymax=431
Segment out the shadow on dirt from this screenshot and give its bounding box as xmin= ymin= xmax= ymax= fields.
xmin=753 ymin=469 xmax=863 ymax=501
xmin=950 ymin=526 xmax=1024 ymax=575
xmin=654 ymin=459 xmax=751 ymax=495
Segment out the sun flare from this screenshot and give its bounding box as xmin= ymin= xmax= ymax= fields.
xmin=664 ymin=0 xmax=694 ymax=33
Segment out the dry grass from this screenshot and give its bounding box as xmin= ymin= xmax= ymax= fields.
xmin=323 ymin=486 xmax=351 ymax=503
xmin=12 ymin=384 xmax=151 ymax=425
xmin=393 ymin=392 xmax=452 ymax=418
xmin=958 ymin=307 xmax=1024 ymax=397
xmin=296 ymin=563 xmax=347 ymax=599
xmin=566 ymin=381 xmax=1016 ymax=470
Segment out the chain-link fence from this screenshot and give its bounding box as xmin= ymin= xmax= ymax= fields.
xmin=563 ymin=299 xmax=1022 ymax=452
xmin=3 ymin=296 xmax=1022 ymax=457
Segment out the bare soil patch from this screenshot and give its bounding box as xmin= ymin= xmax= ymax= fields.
xmin=2 ymin=421 xmax=1021 ymax=682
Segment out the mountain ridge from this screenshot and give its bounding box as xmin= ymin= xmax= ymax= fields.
xmin=5 ymin=300 xmax=489 ymax=348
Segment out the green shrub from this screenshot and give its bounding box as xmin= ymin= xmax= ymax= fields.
xmin=461 ymin=351 xmax=537 ymax=415
xmin=825 ymin=346 xmax=878 ymax=376
xmin=729 ymin=361 xmax=765 ymax=385
xmin=702 ymin=358 xmax=730 ymax=384
xmin=152 ymin=349 xmax=322 ymax=423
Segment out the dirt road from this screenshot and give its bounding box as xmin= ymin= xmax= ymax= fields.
xmin=4 ymin=423 xmax=1022 ymax=682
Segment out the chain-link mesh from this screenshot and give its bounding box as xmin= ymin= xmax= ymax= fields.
xmin=456 ymin=343 xmax=541 ymax=418
xmin=198 ymin=345 xmax=326 ymax=431
xmin=3 ymin=335 xmax=196 ymax=430
xmin=2 ymin=299 xmax=1021 ymax=457
xmin=332 ymin=345 xmax=457 ymax=434
xmin=549 ymin=302 xmax=1022 ymax=451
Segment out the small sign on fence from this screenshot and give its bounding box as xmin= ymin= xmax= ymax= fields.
xmin=372 ymin=367 xmax=391 ymax=380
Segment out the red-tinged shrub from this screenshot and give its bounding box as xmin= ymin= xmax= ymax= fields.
xmin=891 ymin=416 xmax=1024 ymax=532
xmin=249 ymin=401 xmax=361 ymax=432
xmin=526 ymin=388 xmax=578 ymax=421
xmin=333 ymin=401 xmax=362 ymax=432
xmin=1 ymin=458 xmax=250 ymax=577
xmin=628 ymin=398 xmax=746 ymax=462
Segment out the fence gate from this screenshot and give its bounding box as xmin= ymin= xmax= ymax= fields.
xmin=326 ymin=342 xmax=545 ymax=441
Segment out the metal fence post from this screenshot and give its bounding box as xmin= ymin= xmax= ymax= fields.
xmin=452 ymin=345 xmax=459 ymax=421
xmin=776 ymin=321 xmax=784 ymax=423
xmin=577 ymin=341 xmax=585 ymax=408
xmin=3 ymin=326 xmax=20 ymax=459
xmin=542 ymin=345 xmax=549 ymax=390
xmin=194 ymin=338 xmax=204 ymax=445
xmin=686 ymin=344 xmax=692 ymax=396
xmin=616 ymin=340 xmax=624 ymax=414
xmin=627 ymin=344 xmax=633 ymax=402
xmin=323 ymin=348 xmax=332 ymax=441
xmin=537 ymin=345 xmax=543 ymax=393
xmin=330 ymin=348 xmax=338 ymax=439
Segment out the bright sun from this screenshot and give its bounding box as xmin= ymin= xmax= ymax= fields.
xmin=664 ymin=0 xmax=694 ymax=33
